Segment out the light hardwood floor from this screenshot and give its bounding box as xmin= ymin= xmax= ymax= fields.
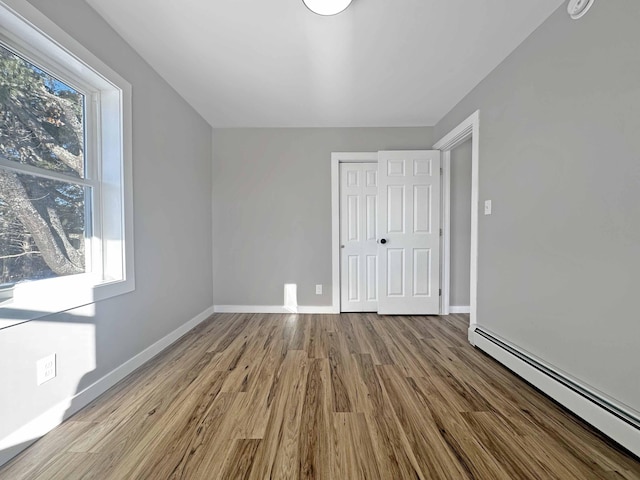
xmin=1 ymin=313 xmax=639 ymax=479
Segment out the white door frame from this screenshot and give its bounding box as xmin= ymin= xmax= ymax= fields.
xmin=433 ymin=110 xmax=480 ymax=342
xmin=331 ymin=152 xmax=378 ymax=313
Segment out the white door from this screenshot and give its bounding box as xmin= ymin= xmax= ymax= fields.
xmin=340 ymin=163 xmax=378 ymax=312
xmin=377 ymin=151 xmax=441 ymax=315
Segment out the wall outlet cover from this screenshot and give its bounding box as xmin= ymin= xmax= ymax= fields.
xmin=37 ymin=354 xmax=56 ymax=386
xmin=315 ymin=284 xmax=323 ymax=295
xmin=484 ymin=200 xmax=492 ymax=215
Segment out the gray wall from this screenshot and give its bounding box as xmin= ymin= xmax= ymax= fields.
xmin=450 ymin=140 xmax=472 ymax=307
xmin=435 ymin=2 xmax=640 ymax=413
xmin=213 ymin=128 xmax=433 ymax=307
xmin=0 ymin=0 xmax=213 ymax=451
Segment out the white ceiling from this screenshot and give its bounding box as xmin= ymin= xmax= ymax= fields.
xmin=86 ymin=0 xmax=564 ymax=127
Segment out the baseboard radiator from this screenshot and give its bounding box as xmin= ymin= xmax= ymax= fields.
xmin=472 ymin=327 xmax=640 ymax=457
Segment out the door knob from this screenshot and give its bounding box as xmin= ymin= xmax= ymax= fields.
xmin=379 ymin=239 xmax=387 ymax=244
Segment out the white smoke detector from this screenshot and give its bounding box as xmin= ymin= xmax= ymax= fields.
xmin=567 ymin=0 xmax=595 ymax=20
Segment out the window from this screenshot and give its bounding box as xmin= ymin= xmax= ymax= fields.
xmin=1 ymin=43 xmax=89 ymax=283
xmin=0 ymin=0 xmax=133 ymax=327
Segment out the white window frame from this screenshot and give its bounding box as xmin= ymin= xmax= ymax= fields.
xmin=0 ymin=0 xmax=134 ymax=328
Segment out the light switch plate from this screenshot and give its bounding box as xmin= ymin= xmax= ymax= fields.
xmin=484 ymin=200 xmax=492 ymax=215
xmin=315 ymin=284 xmax=323 ymax=295
xmin=37 ymin=354 xmax=56 ymax=386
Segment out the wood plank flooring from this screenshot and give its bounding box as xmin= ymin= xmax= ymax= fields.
xmin=1 ymin=313 xmax=639 ymax=479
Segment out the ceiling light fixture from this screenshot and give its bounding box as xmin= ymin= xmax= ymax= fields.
xmin=567 ymin=0 xmax=595 ymax=20
xmin=303 ymin=0 xmax=353 ymax=16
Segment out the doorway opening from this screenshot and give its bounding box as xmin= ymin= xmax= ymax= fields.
xmin=433 ymin=110 xmax=480 ymax=343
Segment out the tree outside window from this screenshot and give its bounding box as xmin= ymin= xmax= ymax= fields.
xmin=1 ymin=43 xmax=88 ymax=286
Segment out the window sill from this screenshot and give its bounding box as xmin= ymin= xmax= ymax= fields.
xmin=0 ymin=274 xmax=134 ymax=330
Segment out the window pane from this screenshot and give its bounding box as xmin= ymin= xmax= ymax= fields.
xmin=0 ymin=170 xmax=87 ymax=284
xmin=0 ymin=43 xmax=85 ymax=178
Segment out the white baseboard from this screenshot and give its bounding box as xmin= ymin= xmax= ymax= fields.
xmin=0 ymin=305 xmax=215 ymax=468
xmin=214 ymin=305 xmax=291 ymax=314
xmin=468 ymin=326 xmax=477 ymax=346
xmin=214 ymin=305 xmax=337 ymax=314
xmin=450 ymin=306 xmax=471 ymax=314
xmin=471 ymin=326 xmax=640 ymax=457
xmin=297 ymin=306 xmax=337 ymax=314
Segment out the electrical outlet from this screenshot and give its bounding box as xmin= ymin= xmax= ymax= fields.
xmin=484 ymin=200 xmax=492 ymax=215
xmin=315 ymin=284 xmax=323 ymax=295
xmin=37 ymin=354 xmax=56 ymax=386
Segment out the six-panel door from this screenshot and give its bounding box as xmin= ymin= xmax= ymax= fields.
xmin=340 ymin=163 xmax=379 ymax=312
xmin=377 ymin=151 xmax=441 ymax=315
